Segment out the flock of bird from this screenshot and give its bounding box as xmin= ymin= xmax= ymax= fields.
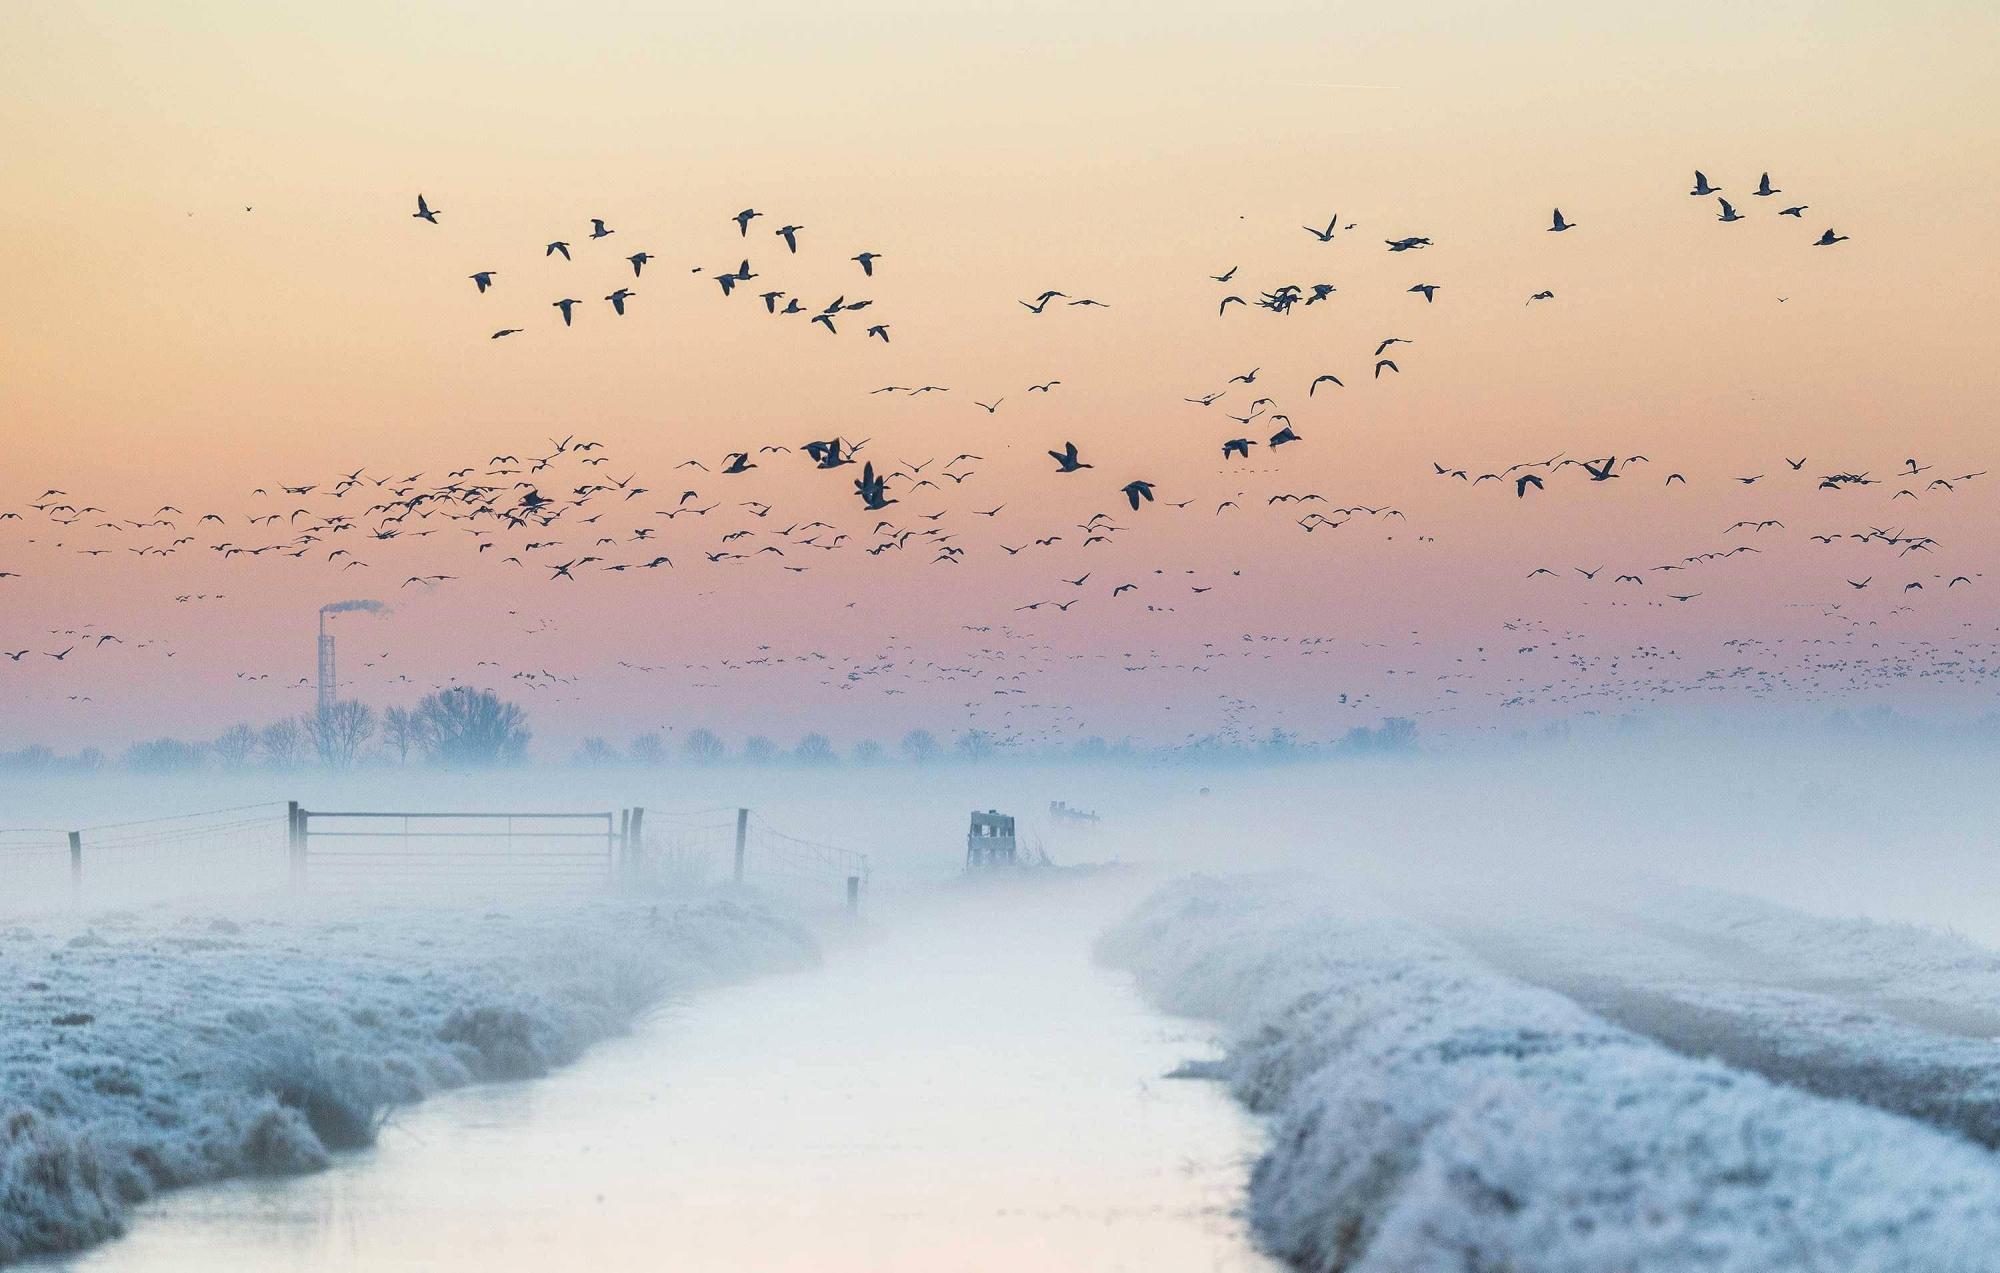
xmin=6 ymin=166 xmax=1986 ymax=747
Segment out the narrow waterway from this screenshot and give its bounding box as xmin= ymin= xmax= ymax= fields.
xmin=56 ymin=874 xmax=1277 ymax=1272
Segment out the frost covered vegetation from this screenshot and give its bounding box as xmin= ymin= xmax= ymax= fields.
xmin=1101 ymin=875 xmax=2000 ymax=1273
xmin=1433 ymin=886 xmax=2000 ymax=1148
xmin=0 ymin=895 xmax=815 ymax=1264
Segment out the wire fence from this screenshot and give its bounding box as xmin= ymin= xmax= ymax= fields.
xmin=297 ymin=809 xmax=620 ymax=899
xmin=631 ymin=806 xmax=868 ymax=913
xmin=0 ymin=803 xmax=289 ymax=915
xmin=0 ymin=801 xmax=869 ymax=916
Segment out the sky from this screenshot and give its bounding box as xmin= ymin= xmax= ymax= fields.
xmin=2 ymin=0 xmax=1998 ymax=752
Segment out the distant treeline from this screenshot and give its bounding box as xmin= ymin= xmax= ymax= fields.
xmin=566 ymin=719 xmax=1420 ymax=769
xmin=0 ymin=687 xmax=531 ymax=775
xmin=0 ymin=695 xmax=1422 ymax=774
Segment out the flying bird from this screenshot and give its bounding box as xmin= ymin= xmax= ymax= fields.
xmin=1048 ymin=442 xmax=1092 ymax=473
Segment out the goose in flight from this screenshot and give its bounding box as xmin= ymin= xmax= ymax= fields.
xmin=1373 ymin=359 xmax=1399 ymax=378
xmin=1309 ymin=373 xmax=1343 ymax=394
xmin=1211 ymin=265 xmax=1238 ymax=282
xmin=1303 ymin=215 xmax=1338 ymax=241
xmin=1527 ymin=290 xmax=1555 ymax=304
xmin=606 ymin=288 xmax=634 ymax=315
xmin=413 ymin=193 xmax=439 ymax=223
xmin=775 ymin=224 xmax=803 ymax=252
xmin=1754 ymin=172 xmax=1780 ymax=197
xmin=470 ymin=271 xmax=496 ymax=293
xmin=1222 ymin=438 xmax=1255 ymax=459
xmin=627 ymin=252 xmax=652 ymax=276
xmin=735 ymin=208 xmax=761 ymax=235
xmin=1386 ymin=236 xmax=1431 ymax=252
xmin=717 ymin=260 xmax=754 ymax=295
xmin=1814 ymin=228 xmax=1848 ymax=246
xmin=1048 ymin=442 xmax=1091 ymax=473
xmin=1409 ymin=283 xmax=1439 ymax=302
xmin=1716 ymin=198 xmax=1744 ymax=223
xmin=853 ymin=251 xmax=881 ymax=276
xmin=854 ymin=461 xmax=896 ymax=510
xmin=1690 ymin=170 xmax=1720 ymax=196
xmin=1515 ymin=474 xmax=1543 ymax=497
xmin=491 ymin=328 xmax=522 ymax=339
xmin=546 ymin=240 xmax=572 ymax=260
xmin=553 ymin=298 xmax=580 ymax=326
xmin=1121 ymin=480 xmax=1156 ymax=510
xmin=1549 ymin=208 xmax=1575 ymax=232
xmin=1269 ymin=424 xmax=1301 ymax=448
xmin=1779 ymin=205 xmax=1808 ymax=217
xmin=589 ymin=218 xmax=614 ymax=239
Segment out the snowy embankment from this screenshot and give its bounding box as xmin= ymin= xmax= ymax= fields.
xmin=1100 ymin=875 xmax=2000 ymax=1273
xmin=1 ymin=895 xmax=817 ymax=1264
xmin=1440 ymin=897 xmax=2000 ymax=1148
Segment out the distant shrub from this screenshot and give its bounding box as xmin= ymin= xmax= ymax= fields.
xmin=122 ymin=738 xmax=208 ymax=774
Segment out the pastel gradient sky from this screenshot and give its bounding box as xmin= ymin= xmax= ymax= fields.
xmin=2 ymin=1 xmax=1997 ymax=751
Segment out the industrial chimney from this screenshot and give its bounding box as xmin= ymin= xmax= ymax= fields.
xmin=316 ymin=600 xmax=386 ymax=714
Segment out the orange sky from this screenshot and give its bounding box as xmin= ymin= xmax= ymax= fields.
xmin=2 ymin=1 xmax=1998 ymax=751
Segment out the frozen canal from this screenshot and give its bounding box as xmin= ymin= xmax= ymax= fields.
xmin=54 ymin=874 xmax=1277 ymax=1272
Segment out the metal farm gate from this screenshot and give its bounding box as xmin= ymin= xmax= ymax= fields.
xmin=289 ymin=806 xmax=623 ymax=897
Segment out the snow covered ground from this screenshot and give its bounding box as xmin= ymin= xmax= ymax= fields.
xmin=1433 ymin=891 xmax=2000 ymax=1149
xmin=1101 ymin=875 xmax=2000 ymax=1273
xmin=0 ymin=893 xmax=816 ymax=1264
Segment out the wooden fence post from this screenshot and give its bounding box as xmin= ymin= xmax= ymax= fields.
xmin=617 ymin=808 xmax=630 ymax=880
xmin=68 ymin=831 xmax=82 ymax=910
xmin=287 ymin=802 xmax=306 ymax=893
xmin=846 ymin=874 xmax=860 ymax=914
xmin=627 ymin=806 xmax=646 ymax=884
xmin=734 ymin=807 xmax=749 ymax=884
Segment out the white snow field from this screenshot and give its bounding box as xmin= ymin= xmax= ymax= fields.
xmin=1100 ymin=875 xmax=2000 ymax=1273
xmin=0 ymin=894 xmax=816 ymax=1264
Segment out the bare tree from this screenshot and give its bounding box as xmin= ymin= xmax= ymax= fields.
xmin=213 ymin=724 xmax=257 ymax=769
xmin=793 ymin=733 xmax=837 ymax=765
xmin=412 ymin=688 xmax=530 ymax=767
xmin=682 ymin=727 xmax=724 ymax=765
xmin=629 ymin=732 xmax=667 ymax=767
xmin=900 ymin=729 xmax=940 ymax=764
xmin=259 ymin=718 xmax=306 ymax=769
xmin=306 ymin=700 xmax=376 ymax=769
xmin=381 ymin=705 xmax=424 ymax=765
